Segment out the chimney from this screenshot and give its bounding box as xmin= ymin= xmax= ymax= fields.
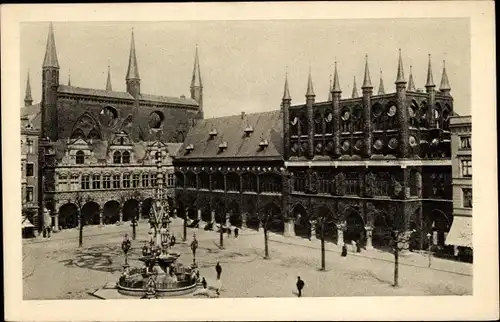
xmin=241 ymin=111 xmax=245 ymax=119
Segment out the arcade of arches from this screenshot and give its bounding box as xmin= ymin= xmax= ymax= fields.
xmin=52 ymin=196 xmax=174 ymax=231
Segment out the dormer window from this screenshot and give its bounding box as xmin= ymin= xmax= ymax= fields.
xmin=185 ymin=144 xmax=194 ymax=153
xmin=209 ymin=128 xmax=218 ymax=138
xmin=244 ymin=125 xmax=254 ymax=136
xmin=76 ymin=150 xmax=85 ymax=164
xmin=259 ymin=138 xmax=269 ymax=148
xmin=218 ymin=141 xmax=228 ymax=151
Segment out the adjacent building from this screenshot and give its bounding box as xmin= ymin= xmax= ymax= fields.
xmin=22 ymin=23 xmax=204 ymax=232
xmin=174 ymin=52 xmax=455 ymax=250
xmin=446 ymin=115 xmax=472 ymax=260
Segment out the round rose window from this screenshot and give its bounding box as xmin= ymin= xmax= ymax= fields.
xmin=354 ymin=140 xmax=363 ymax=151
xmin=373 ymin=139 xmax=383 ymax=150
xmin=342 ymin=140 xmax=350 ymax=151
xmin=409 ymin=136 xmax=417 ymax=147
xmin=387 ymin=105 xmax=397 ymax=117
xmin=388 ymin=138 xmax=398 ymax=149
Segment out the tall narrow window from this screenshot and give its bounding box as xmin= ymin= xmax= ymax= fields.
xmin=81 ymin=175 xmax=90 ymax=190
xmin=122 ymin=151 xmax=131 ymax=164
xmin=461 ymin=160 xmax=472 ymax=177
xmin=112 ymin=174 xmax=120 ymax=188
xmin=132 ymin=174 xmax=140 ymax=188
xmin=76 ymin=151 xmax=85 ymax=164
xmin=58 ymin=174 xmax=68 ymax=191
xmin=462 ymin=188 xmax=473 ymax=208
xmin=103 ymin=175 xmax=111 ymax=189
xmin=123 ymin=174 xmax=131 ymax=188
xmin=26 ymin=163 xmax=34 ymax=177
xmin=113 ymin=151 xmax=121 ymax=164
xmin=71 ymin=174 xmax=79 ymax=191
xmin=27 ymin=139 xmax=33 ymax=154
xmin=26 ymin=186 xmax=34 ymax=203
xmin=92 ymin=174 xmax=101 ymax=189
xmin=460 ymin=136 xmax=471 ymax=149
xmin=142 ymin=174 xmax=150 ymax=187
xmin=167 ymin=173 xmax=175 ymax=187
xmin=151 ymin=173 xmax=157 ymax=187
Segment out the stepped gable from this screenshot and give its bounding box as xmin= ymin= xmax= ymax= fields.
xmin=177 ymin=110 xmax=283 ymax=160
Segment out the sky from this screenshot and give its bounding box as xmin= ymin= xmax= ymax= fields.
xmin=20 ymin=19 xmax=470 ymax=118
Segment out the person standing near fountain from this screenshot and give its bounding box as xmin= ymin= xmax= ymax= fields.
xmin=215 ymin=261 xmax=222 ymax=280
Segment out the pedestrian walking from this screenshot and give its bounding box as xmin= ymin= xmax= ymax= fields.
xmin=234 ymin=227 xmax=239 ymax=238
xmin=356 ymin=240 xmax=361 ymax=253
xmin=201 ymin=277 xmax=207 ymax=289
xmin=296 ymin=276 xmax=305 ymax=297
xmin=170 ymin=235 xmax=176 ymax=247
xmin=227 ymin=227 xmax=232 ymax=238
xmin=341 ymin=244 xmax=348 ymax=257
xmin=215 ymin=261 xmax=222 ymax=280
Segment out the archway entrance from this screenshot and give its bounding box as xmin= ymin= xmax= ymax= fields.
xmin=201 ymin=206 xmax=211 ymax=222
xmin=141 ymin=198 xmax=153 ymax=219
xmin=228 ymin=201 xmax=241 ymax=227
xmin=103 ymin=200 xmax=120 ymax=225
xmin=123 ymin=199 xmax=139 ymax=222
xmin=344 ymin=209 xmax=365 ymax=245
xmin=293 ymin=204 xmax=310 ymax=239
xmin=246 ymin=212 xmax=259 ymax=231
xmin=264 ymin=202 xmax=284 ymax=234
xmin=430 ymin=209 xmax=452 ymax=247
xmin=316 ymin=206 xmax=337 ymax=243
xmin=59 ymin=203 xmax=78 ymax=229
xmin=187 ymin=208 xmax=197 ymax=220
xmin=81 ymin=201 xmax=100 ymax=225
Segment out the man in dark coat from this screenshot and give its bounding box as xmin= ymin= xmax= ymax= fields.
xmin=234 ymin=227 xmax=239 ymax=238
xmin=296 ymin=276 xmax=305 ymax=297
xmin=215 ymin=261 xmax=222 ymax=280
xmin=341 ymin=244 xmax=348 ymax=257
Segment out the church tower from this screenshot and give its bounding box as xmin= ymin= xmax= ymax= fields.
xmin=24 ymin=71 xmax=33 ymax=107
xmin=190 ymin=46 xmax=203 ymax=119
xmin=126 ymin=29 xmax=140 ymax=98
xmin=41 ymin=22 xmax=60 ymax=141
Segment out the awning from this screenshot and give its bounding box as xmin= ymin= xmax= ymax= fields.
xmin=446 ymin=216 xmax=472 ymax=248
xmin=21 ymin=216 xmax=35 ymax=229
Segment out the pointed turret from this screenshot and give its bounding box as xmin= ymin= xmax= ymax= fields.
xmin=190 ymin=45 xmax=204 ymax=118
xmin=362 ymin=55 xmax=373 ymax=89
xmin=24 ymin=71 xmax=33 ymax=106
xmin=332 ymin=61 xmax=341 ymax=93
xmin=407 ymin=65 xmax=416 ymax=91
xmin=439 ymin=60 xmax=451 ymax=95
xmin=378 ymin=70 xmax=385 ymax=95
xmin=283 ymin=72 xmax=292 ymax=101
xmin=351 ymin=76 xmax=359 ymax=98
xmin=328 ymin=75 xmax=333 ymax=101
xmin=305 ymin=68 xmax=315 ymax=97
xmin=68 ymin=70 xmax=71 ymax=86
xmin=425 ymin=54 xmax=435 ymax=89
xmin=395 ymin=49 xmax=406 ymax=84
xmin=125 ymin=28 xmax=140 ymax=98
xmin=43 ymin=22 xmax=60 ymax=69
xmin=106 ymin=64 xmax=112 ymax=91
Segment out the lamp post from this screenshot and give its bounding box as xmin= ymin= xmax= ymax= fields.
xmin=131 ymin=215 xmax=137 ymax=240
xmin=190 ymin=232 xmax=198 ymax=267
xmin=426 ymin=232 xmax=432 ymax=268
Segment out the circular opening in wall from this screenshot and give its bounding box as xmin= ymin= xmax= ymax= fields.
xmin=99 ymin=106 xmax=118 ymax=127
xmin=409 ymin=136 xmax=417 ymax=147
xmin=372 ymin=103 xmax=383 ymax=118
xmin=388 ymin=138 xmax=399 ymax=149
xmin=352 ymin=106 xmax=363 ymax=119
xmin=341 ymin=108 xmax=350 ymax=121
xmin=290 ymin=116 xmax=298 ymax=126
xmin=149 ymin=111 xmax=165 ymax=129
xmin=354 ymin=140 xmax=363 ymax=151
xmin=342 ymin=140 xmax=350 ymax=151
xmin=325 ymin=112 xmax=333 ymax=123
xmin=387 ymin=105 xmax=397 ymax=117
xmin=373 ymin=139 xmax=383 ymax=150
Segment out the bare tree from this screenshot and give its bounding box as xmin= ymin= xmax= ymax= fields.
xmin=258 ymin=209 xmax=273 ymax=259
xmin=74 ymin=192 xmax=84 ymax=248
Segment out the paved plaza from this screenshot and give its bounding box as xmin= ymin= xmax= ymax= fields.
xmin=23 ymin=219 xmax=472 ymax=300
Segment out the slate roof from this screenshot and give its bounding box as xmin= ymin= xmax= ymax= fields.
xmin=57 ymin=85 xmax=199 ymax=107
xmin=176 ymin=110 xmax=283 ymax=161
xmin=20 ymin=103 xmax=42 ymax=130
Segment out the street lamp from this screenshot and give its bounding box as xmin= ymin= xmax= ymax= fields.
xmin=131 ymin=215 xmax=138 ymax=240
xmin=121 ymin=234 xmax=131 ymax=267
xmin=426 ymin=232 xmax=432 ymax=268
xmin=190 ymin=232 xmax=198 ymax=267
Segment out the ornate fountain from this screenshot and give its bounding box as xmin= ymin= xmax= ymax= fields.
xmin=116 ymin=145 xmax=200 ymax=298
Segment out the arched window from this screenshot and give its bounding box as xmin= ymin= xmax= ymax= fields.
xmin=123 ymin=173 xmax=131 ymax=188
xmin=75 ymin=151 xmax=85 ymax=164
xmin=226 ymin=173 xmax=240 ymax=192
xmin=290 ymin=114 xmax=299 ymax=136
xmin=372 ymin=103 xmax=384 ymax=131
xmin=259 ymin=174 xmax=282 ymax=193
xmin=386 ymin=103 xmax=397 ymax=130
xmin=317 ymin=171 xmax=334 ymax=194
xmin=81 ymin=175 xmax=90 ymax=190
xmin=299 ymin=112 xmax=308 ymax=136
xmin=409 ymin=100 xmax=419 ymax=128
xmin=293 ymin=171 xmax=307 ymax=192
xmin=174 ymin=172 xmax=184 ymax=188
xmin=242 ymin=172 xmax=257 ymax=192
xmin=87 ymin=129 xmax=101 ymax=140
xmin=324 ymin=110 xmax=333 ymax=134
xmin=314 ymin=112 xmax=323 ymax=134
xmin=122 ymin=151 xmax=130 ymax=164
xmin=71 ymin=129 xmax=85 ymax=140
xmin=341 ymin=107 xmax=350 ymax=132
xmin=113 ymin=151 xmax=121 ymax=164
xmin=198 ymin=172 xmax=210 ymax=190
xmin=212 ymin=171 xmax=225 ymax=191
xmin=186 ymin=172 xmax=196 ymax=188
xmin=352 ymin=106 xmax=363 ymax=132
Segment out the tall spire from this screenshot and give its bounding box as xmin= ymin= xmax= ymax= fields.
xmin=68 ymin=70 xmax=71 ymax=86
xmin=24 ymin=70 xmax=33 ymax=106
xmin=407 ymin=65 xmax=416 ymax=91
xmin=378 ymin=69 xmax=385 ymax=95
xmin=126 ymin=28 xmax=140 ymax=80
xmin=191 ymin=44 xmax=202 ymax=88
xmin=395 ymin=48 xmax=406 ymax=84
xmin=332 ymin=61 xmax=341 ymax=93
xmin=439 ymin=59 xmax=451 ymax=92
xmin=351 ymin=76 xmax=359 ymax=98
xmin=106 ymin=63 xmax=112 ymax=91
xmin=425 ymin=54 xmax=435 ymax=88
xmin=362 ymin=54 xmax=373 ymax=88
xmin=283 ymin=71 xmax=291 ymax=101
xmin=328 ymin=74 xmax=333 ymax=101
xmin=43 ymin=22 xmax=60 ymax=69
xmin=305 ymin=67 xmax=315 ymax=97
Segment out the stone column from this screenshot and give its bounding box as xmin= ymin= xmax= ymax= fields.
xmin=99 ymin=208 xmax=104 ymax=226
xmin=225 ymin=213 xmax=231 ymax=227
xmin=138 ymin=201 xmax=143 ymax=221
xmin=211 ymin=210 xmax=215 ymax=223
xmin=310 ymin=221 xmax=317 ymax=241
xmin=119 ymin=206 xmax=123 ymax=224
xmin=53 ymin=213 xmax=59 ymax=232
xmin=283 ymin=218 xmax=295 ymax=237
xmin=197 ymin=209 xmax=202 ymax=221
xmin=241 ymin=213 xmax=247 ymax=229
xmin=336 ymin=224 xmax=345 ymax=246
xmin=365 ymin=226 xmax=373 ymax=249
